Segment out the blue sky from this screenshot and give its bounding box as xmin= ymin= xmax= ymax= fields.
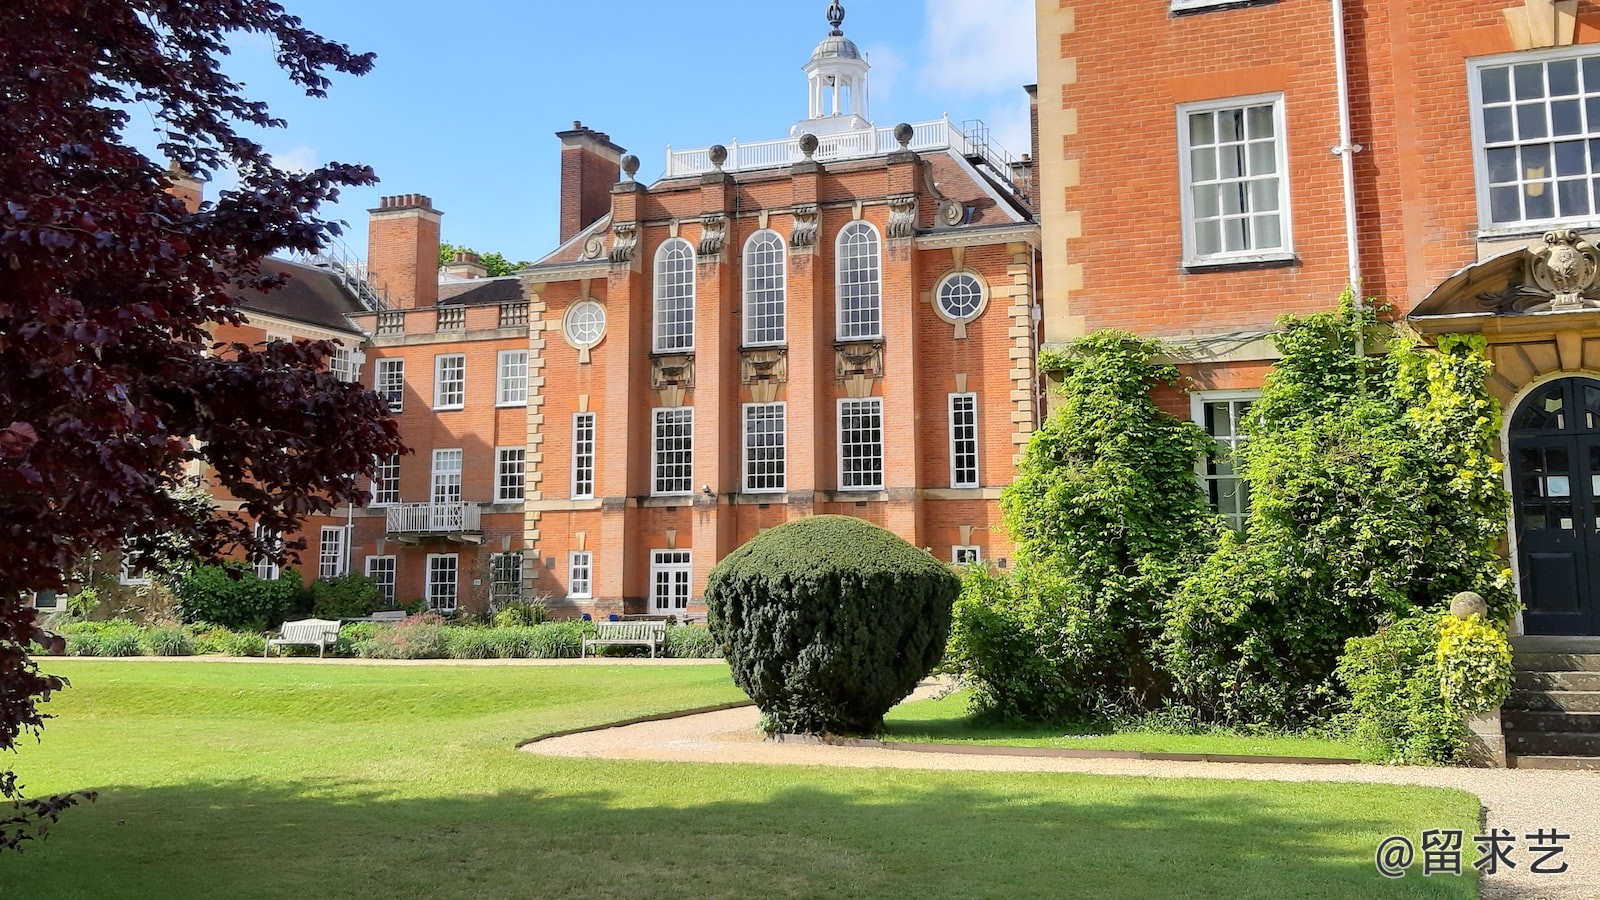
xmin=152 ymin=0 xmax=1036 ymax=264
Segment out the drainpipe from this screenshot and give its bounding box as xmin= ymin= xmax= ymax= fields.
xmin=1330 ymin=0 xmax=1365 ymax=355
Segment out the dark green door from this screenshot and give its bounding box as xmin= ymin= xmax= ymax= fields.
xmin=1511 ymin=378 xmax=1600 ymax=635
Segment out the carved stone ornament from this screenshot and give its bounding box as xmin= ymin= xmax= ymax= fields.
xmin=609 ymin=221 xmax=638 ymax=264
xmin=791 ymin=204 xmax=820 ymax=249
xmin=739 ymin=348 xmax=789 ymax=385
xmin=698 ymin=213 xmax=727 ymax=258
xmin=650 ymin=353 xmax=696 ymax=392
xmin=835 ymin=341 xmax=884 ymax=382
xmin=887 ymin=194 xmax=918 ymax=240
xmin=1529 ymin=229 xmax=1600 ymax=310
xmin=937 ymin=199 xmax=966 ymax=227
xmin=582 ymin=234 xmax=607 ymax=260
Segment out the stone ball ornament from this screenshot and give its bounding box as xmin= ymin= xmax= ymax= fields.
xmin=1450 ymin=591 xmax=1489 ymax=620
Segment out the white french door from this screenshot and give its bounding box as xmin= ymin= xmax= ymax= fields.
xmin=650 ymin=550 xmax=692 ymax=614
xmin=431 ymin=449 xmax=463 ymax=529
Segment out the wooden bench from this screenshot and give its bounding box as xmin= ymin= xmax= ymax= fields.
xmin=263 ymin=618 xmax=342 ymax=658
xmin=581 ymin=620 xmax=668 ymax=658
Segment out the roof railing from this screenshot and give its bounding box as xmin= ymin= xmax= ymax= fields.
xmin=290 ymin=235 xmax=389 ymax=312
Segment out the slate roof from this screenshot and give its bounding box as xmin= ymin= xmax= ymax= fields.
xmin=438 ymin=276 xmax=529 ymax=307
xmin=235 ymin=258 xmax=367 ymax=335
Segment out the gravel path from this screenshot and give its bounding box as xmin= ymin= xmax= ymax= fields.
xmin=526 ymin=684 xmax=1600 ymax=900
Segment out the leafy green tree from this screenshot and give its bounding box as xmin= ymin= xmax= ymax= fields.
xmin=439 ymin=243 xmax=529 ymax=277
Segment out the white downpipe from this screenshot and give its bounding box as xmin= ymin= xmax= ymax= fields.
xmin=1330 ymin=0 xmax=1365 ymax=348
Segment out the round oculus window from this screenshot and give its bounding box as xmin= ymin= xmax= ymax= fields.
xmin=936 ymin=272 xmax=985 ymax=321
xmin=564 ymin=300 xmax=607 ymax=347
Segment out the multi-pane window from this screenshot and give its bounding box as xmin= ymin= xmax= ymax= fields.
xmin=953 ymin=546 xmax=982 ymax=566
xmin=119 ymin=555 xmax=150 ymax=586
xmin=371 ymin=453 xmax=400 ymax=507
xmin=375 ymin=358 xmax=404 ymax=413
xmin=489 ymin=552 xmax=522 ymax=606
xmin=569 ymin=551 xmax=593 ymax=599
xmin=497 ymin=350 xmax=528 ymax=407
xmin=495 ymin=447 xmax=526 ymax=503
xmin=839 ymin=397 xmax=885 ymax=491
xmin=650 ymin=550 xmax=692 ymax=614
xmin=836 ymin=221 xmax=882 ymax=339
xmin=654 ymin=238 xmax=696 ymax=352
xmin=949 ymin=393 xmax=979 ymax=488
xmin=1179 ymin=95 xmax=1290 ymax=263
xmin=319 ymin=526 xmax=347 ymax=579
xmin=426 ymin=554 xmax=459 ymax=612
xmin=1473 ymin=50 xmax=1600 ymax=227
xmin=653 ymin=408 xmax=694 ymax=496
xmin=936 ymin=273 xmax=985 ymax=323
xmin=433 ymin=354 xmax=465 ymax=409
xmin=743 ymin=402 xmax=787 ymax=493
xmin=432 ymin=449 xmax=463 ymax=507
xmin=364 ymin=556 xmax=397 ymax=607
xmin=572 ymin=412 xmax=596 ymax=499
xmin=32 ymin=590 xmax=59 ymax=610
xmin=330 ymin=346 xmax=361 ymax=383
xmin=1194 ymin=392 xmax=1258 ymax=532
xmin=743 ymin=230 xmax=787 ymax=345
xmin=252 ymin=524 xmax=280 ymax=581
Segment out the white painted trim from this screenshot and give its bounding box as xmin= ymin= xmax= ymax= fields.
xmin=425 ymin=553 xmax=460 ymax=612
xmin=375 ymin=358 xmax=405 ymax=414
xmin=649 ymin=549 xmax=694 ymax=614
xmin=837 ymin=397 xmax=886 ymax=492
xmin=651 ymin=406 xmax=694 ymax=497
xmin=948 ymin=392 xmax=980 ymax=489
xmin=835 ymin=221 xmax=884 ymax=342
xmin=653 ymin=237 xmax=696 ymax=354
xmin=432 ymin=353 xmax=465 ymax=411
xmin=742 ymin=401 xmax=787 ymax=494
xmin=494 ymin=446 xmax=526 ymax=504
xmin=364 ymin=555 xmax=397 ymax=606
xmin=742 ymin=230 xmax=788 ymax=347
xmin=1189 ymin=390 xmax=1261 ymax=532
xmin=496 ymin=349 xmax=530 ymax=408
xmin=568 ymin=551 xmax=594 ymax=600
xmin=934 ymin=272 xmax=990 ymax=326
xmin=1176 ymin=93 xmax=1294 ymax=267
xmin=571 ymin=412 xmax=597 ymax=500
xmin=952 ymin=545 xmax=982 ymax=565
xmin=318 ymin=526 xmax=348 ymax=579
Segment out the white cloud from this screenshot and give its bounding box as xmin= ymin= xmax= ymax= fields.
xmin=918 ymin=0 xmax=1037 ymax=98
xmin=863 ymin=43 xmax=908 ymax=106
xmin=981 ymin=100 xmax=1033 ymax=160
xmin=270 ymin=145 xmax=318 ymax=174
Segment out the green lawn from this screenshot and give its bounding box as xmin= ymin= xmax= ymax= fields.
xmin=1 ymin=661 xmax=1475 ymax=899
xmin=884 ymin=689 xmax=1366 ymax=760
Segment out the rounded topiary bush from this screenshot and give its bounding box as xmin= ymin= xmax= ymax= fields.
xmin=706 ymin=516 xmax=961 ymax=736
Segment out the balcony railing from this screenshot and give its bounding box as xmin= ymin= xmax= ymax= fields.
xmin=663 ymin=115 xmax=1030 ymax=198
xmin=385 ymin=502 xmax=482 ymax=536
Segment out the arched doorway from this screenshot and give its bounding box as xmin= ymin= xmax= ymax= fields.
xmin=1511 ymin=377 xmax=1600 ymax=635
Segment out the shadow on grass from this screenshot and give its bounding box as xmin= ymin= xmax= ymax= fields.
xmin=0 ymin=771 xmax=1476 ymax=899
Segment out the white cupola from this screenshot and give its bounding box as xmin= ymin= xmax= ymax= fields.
xmin=794 ymin=2 xmax=873 ymax=137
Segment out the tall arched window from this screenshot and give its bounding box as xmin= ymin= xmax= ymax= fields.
xmin=654 ymin=238 xmax=696 ymax=352
xmin=836 ymin=221 xmax=881 ymax=340
xmin=743 ymin=230 xmax=787 ymax=346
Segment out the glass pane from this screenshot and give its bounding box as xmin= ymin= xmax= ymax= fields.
xmin=1189 ymin=111 xmax=1215 ymax=146
xmin=1487 ymin=146 xmax=1518 ymax=183
xmin=1218 ymin=108 xmax=1243 ymax=142
xmin=1196 ymin=220 xmax=1221 ymax=256
xmin=1586 ymin=385 xmax=1600 ymax=430
xmin=1220 ymin=145 xmax=1244 ymax=179
xmin=1551 ymin=59 xmax=1581 ymax=96
xmin=1483 ymin=66 xmax=1511 ymax=104
xmin=1248 ymin=140 xmax=1276 ymax=175
xmin=1515 ymin=63 xmax=1547 ymax=100
xmin=1206 ymin=402 xmax=1232 ymax=438
xmin=1559 ymin=179 xmax=1592 ymax=217
xmin=1515 ymin=385 xmax=1567 ymax=432
xmin=1194 ymin=184 xmax=1220 ymax=217
xmin=1526 ymin=183 xmax=1555 ymax=220
xmin=1556 ymin=140 xmax=1588 ymax=176
xmin=1253 ymin=214 xmax=1282 ymax=249
xmin=1490 ymin=185 xmax=1522 ymax=223
xmin=1549 ymin=475 xmax=1572 ymax=498
xmin=1191 ymin=148 xmax=1217 ymax=182
xmin=1250 ymin=179 xmax=1280 ymax=212
xmin=1222 ymin=184 xmax=1245 ymax=215
xmin=1519 ymin=140 xmax=1550 ymax=178
xmin=1553 ymin=99 xmax=1583 ymax=136
xmin=1484 ymin=106 xmax=1515 ymax=144
xmin=1586 ymin=56 xmax=1600 ymax=92
xmin=1223 ymin=217 xmax=1248 ymax=252
xmin=1518 ymin=102 xmax=1549 ymax=140
xmin=1246 ymin=105 xmax=1274 ymax=139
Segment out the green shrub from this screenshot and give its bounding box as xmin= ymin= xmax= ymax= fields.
xmin=487 ymin=626 xmax=534 ymax=659
xmin=223 ymin=632 xmax=266 ymax=657
xmin=310 ymin=573 xmax=383 ymax=619
xmin=176 ymin=563 xmax=309 ymax=631
xmin=492 ymin=601 xmax=547 ymax=628
xmin=947 ymin=565 xmax=1096 ymax=722
xmin=1438 ymin=614 xmax=1514 ymax=717
xmin=358 ymin=614 xmax=448 ymax=659
xmin=707 ymin=516 xmax=960 ymax=736
xmin=142 ymin=626 xmax=194 ymax=657
xmin=527 ymin=622 xmax=584 ymax=659
xmin=1336 ymin=613 xmax=1461 ymax=765
xmin=96 ymin=629 xmax=144 ymax=658
xmin=665 ymin=626 xmax=720 ymax=659
xmin=444 ymin=627 xmax=496 ymax=660
xmin=335 ymin=622 xmax=384 ymax=657
xmin=191 ymin=625 xmax=240 ymax=655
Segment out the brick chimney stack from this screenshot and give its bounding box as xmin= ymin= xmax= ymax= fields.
xmin=557 ymin=121 xmax=625 ymax=245
xmin=166 ymin=160 xmax=203 ymax=213
xmin=367 ymin=194 xmax=442 ymax=310
xmin=443 ymin=249 xmax=488 ymax=280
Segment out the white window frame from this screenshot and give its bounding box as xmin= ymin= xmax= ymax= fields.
xmin=426 ymin=553 xmax=459 ymax=612
xmin=953 ymin=545 xmax=982 ymax=566
xmin=431 ymin=449 xmax=463 ymax=508
xmin=568 ymin=551 xmax=594 ymax=599
xmin=489 ymin=552 xmax=523 ymax=606
xmin=948 ymin=392 xmax=980 ymax=489
xmin=742 ymin=402 xmax=787 ymax=494
xmin=371 ymin=453 xmax=400 ymax=507
xmin=652 ymin=407 xmax=694 ymax=497
xmin=1191 ymin=390 xmax=1260 ymax=533
xmin=838 ymin=397 xmax=885 ymax=492
xmin=252 ymin=524 xmax=280 ymax=582
xmin=572 ymin=412 xmax=596 ymax=500
xmin=836 ymin=221 xmax=883 ymax=340
xmin=743 ymin=230 xmax=787 ymax=346
xmin=497 ymin=350 xmax=529 ymax=407
xmin=330 ymin=345 xmax=362 ymax=383
xmin=364 ymin=555 xmax=397 ymax=607
xmin=1176 ymin=93 xmax=1293 ymax=267
xmin=650 ymin=550 xmax=693 ymax=614
xmin=375 ymin=358 xmax=404 ymax=413
xmin=318 ymin=526 xmax=348 ymax=579
xmin=433 ymin=353 xmax=465 ymax=410
xmin=1170 ymin=0 xmax=1241 ymax=11
xmin=1468 ymin=45 xmax=1600 ymax=235
xmin=495 ymin=446 xmax=526 ymax=504
xmin=119 ymin=556 xmax=151 ymax=587
xmin=653 ymin=238 xmax=696 ymax=353
xmin=32 ymin=590 xmax=60 ymax=610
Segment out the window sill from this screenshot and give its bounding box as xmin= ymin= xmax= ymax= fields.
xmin=496 ymin=402 xmax=529 ymax=409
xmin=1182 ymin=252 xmax=1298 ymax=274
xmin=433 ymin=404 xmax=465 ymax=412
xmin=641 ymin=496 xmax=695 ymax=508
xmin=826 ymin=489 xmax=889 ymax=502
xmin=734 ymin=491 xmax=788 ymax=504
xmin=1475 ymin=221 xmax=1600 ymax=242
xmin=1171 ymin=0 xmax=1280 ymax=15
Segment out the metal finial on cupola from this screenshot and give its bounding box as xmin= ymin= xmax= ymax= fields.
xmin=827 ymin=1 xmax=846 ymax=35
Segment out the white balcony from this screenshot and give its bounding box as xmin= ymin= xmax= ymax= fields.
xmin=385 ymin=502 xmax=483 ymax=543
xmin=663 ymin=116 xmax=1031 ymax=198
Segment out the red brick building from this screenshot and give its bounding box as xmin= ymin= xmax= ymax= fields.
xmin=265 ymin=5 xmax=1040 ymax=619
xmin=1037 ymin=0 xmax=1600 ymax=638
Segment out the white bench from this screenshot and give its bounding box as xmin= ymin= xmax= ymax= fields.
xmin=581 ymin=621 xmax=668 ymax=658
xmin=263 ymin=618 xmax=342 ymax=658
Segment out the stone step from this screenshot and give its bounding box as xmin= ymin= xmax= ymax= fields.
xmin=1510 ymin=754 xmax=1600 ymax=771
xmin=1516 ymin=670 xmax=1600 ymax=691
xmin=1513 ymin=652 xmax=1600 ymax=672
xmin=1506 ymin=730 xmax=1600 ymax=756
xmin=1503 ymin=709 xmax=1600 ymax=733
xmin=1505 ymin=690 xmax=1600 ymax=713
